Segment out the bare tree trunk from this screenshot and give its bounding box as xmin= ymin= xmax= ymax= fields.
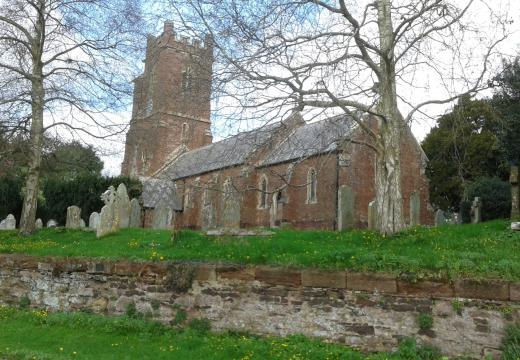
xmin=19 ymin=2 xmax=45 ymax=236
xmin=375 ymin=0 xmax=405 ymax=235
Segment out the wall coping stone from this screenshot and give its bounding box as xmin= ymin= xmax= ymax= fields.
xmin=0 ymin=253 xmax=518 ymax=301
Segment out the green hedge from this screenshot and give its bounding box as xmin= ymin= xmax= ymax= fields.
xmin=460 ymin=177 xmax=511 ymax=223
xmin=0 ymin=176 xmax=24 ymax=221
xmin=0 ymin=175 xmax=142 ymax=225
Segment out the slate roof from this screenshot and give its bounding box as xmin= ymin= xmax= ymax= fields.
xmin=259 ymin=115 xmax=355 ymax=167
xmin=141 ymin=177 xmax=183 ymax=210
xmin=162 ymin=115 xmax=355 ymax=180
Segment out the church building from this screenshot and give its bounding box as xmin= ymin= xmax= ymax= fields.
xmin=121 ymin=23 xmax=433 ymax=230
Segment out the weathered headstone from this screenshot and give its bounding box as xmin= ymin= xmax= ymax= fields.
xmin=434 ymin=209 xmax=445 ymax=226
xmin=338 ymin=185 xmax=355 ymax=230
xmin=46 ymin=219 xmax=58 ymax=228
xmin=200 ymin=186 xmax=216 ymax=230
xmin=0 ymin=219 xmax=4 ymax=229
xmin=222 ymin=178 xmax=241 ymax=228
xmin=129 ymin=198 xmax=142 ymax=228
xmin=470 ymin=197 xmax=482 ymax=224
xmin=3 ymin=214 xmax=16 ymax=230
xmin=115 ymin=183 xmax=131 ymax=228
xmin=80 ymin=219 xmax=86 ymax=229
xmin=410 ymin=192 xmax=421 ymax=226
xmin=512 ymin=222 xmax=520 ymax=231
xmin=89 ymin=212 xmax=100 ymax=230
xmin=97 ymin=186 xmax=117 ymax=238
xmin=367 ymin=200 xmax=377 ymax=230
xmin=153 ymin=202 xmax=173 ymax=230
xmin=66 ymin=206 xmax=82 ymax=229
xmin=511 ymin=165 xmax=519 ymax=220
xmin=35 ymin=218 xmax=43 ymax=229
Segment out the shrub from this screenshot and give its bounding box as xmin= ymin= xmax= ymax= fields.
xmin=395 ymin=338 xmax=441 ymax=360
xmin=18 ymin=296 xmax=30 ymax=310
xmin=0 ymin=176 xmax=23 ymax=220
xmin=460 ymin=177 xmax=511 ymax=223
xmin=417 ymin=313 xmax=433 ymax=331
xmin=188 ymin=318 xmax=211 ymax=334
xmin=502 ymin=324 xmax=520 ymax=360
xmin=40 ymin=174 xmax=142 ymax=225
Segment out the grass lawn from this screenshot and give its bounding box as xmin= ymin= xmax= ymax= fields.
xmin=1 ymin=219 xmax=519 ymax=280
xmin=0 ymin=306 xmax=439 ymax=360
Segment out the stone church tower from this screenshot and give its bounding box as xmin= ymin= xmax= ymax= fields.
xmin=121 ymin=22 xmax=214 ymax=177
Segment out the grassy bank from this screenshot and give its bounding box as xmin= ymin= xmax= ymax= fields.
xmin=1 ymin=220 xmax=519 ymax=280
xmin=0 ymin=306 xmax=439 ymax=360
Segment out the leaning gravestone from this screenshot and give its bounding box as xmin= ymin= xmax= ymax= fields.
xmin=367 ymin=200 xmax=377 ymax=230
xmin=434 ymin=209 xmax=445 ymax=226
xmin=129 ymin=198 xmax=142 ymax=228
xmin=4 ymin=214 xmax=16 ymax=230
xmin=338 ymin=185 xmax=355 ymax=230
xmin=66 ymin=206 xmax=82 ymax=229
xmin=153 ymin=202 xmax=173 ymax=230
xmin=97 ymin=186 xmax=118 ymax=238
xmin=470 ymin=197 xmax=482 ymax=224
xmin=89 ymin=212 xmax=100 ymax=230
xmin=46 ymin=219 xmax=58 ymax=228
xmin=115 ymin=183 xmax=131 ymax=228
xmin=35 ymin=218 xmax=43 ymax=229
xmin=410 ymin=192 xmax=421 ymax=226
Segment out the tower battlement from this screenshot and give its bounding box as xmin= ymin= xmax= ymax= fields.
xmin=121 ymin=22 xmax=214 ymax=178
xmin=145 ymin=22 xmax=213 ymax=62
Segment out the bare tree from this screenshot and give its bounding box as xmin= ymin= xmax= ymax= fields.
xmin=165 ymin=0 xmax=510 ymax=234
xmin=0 ymin=0 xmax=144 ymax=234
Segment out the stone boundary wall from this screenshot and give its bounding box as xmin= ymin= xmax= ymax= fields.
xmin=0 ymin=254 xmax=519 ymax=358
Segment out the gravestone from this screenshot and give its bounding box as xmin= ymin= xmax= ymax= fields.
xmin=512 ymin=222 xmax=520 ymax=231
xmin=338 ymin=185 xmax=355 ymax=230
xmin=221 ymin=179 xmax=241 ymax=228
xmin=89 ymin=212 xmax=100 ymax=230
xmin=46 ymin=219 xmax=58 ymax=228
xmin=115 ymin=183 xmax=131 ymax=228
xmin=80 ymin=219 xmax=86 ymax=229
xmin=434 ymin=209 xmax=445 ymax=226
xmin=511 ymin=165 xmax=519 ymax=219
xmin=470 ymin=197 xmax=482 ymax=224
xmin=66 ymin=206 xmax=82 ymax=229
xmin=200 ymin=186 xmax=216 ymax=230
xmin=129 ymin=198 xmax=142 ymax=228
xmin=0 ymin=219 xmax=4 ymax=229
xmin=153 ymin=202 xmax=173 ymax=230
xmin=97 ymin=186 xmax=117 ymax=238
xmin=4 ymin=214 xmax=16 ymax=229
xmin=367 ymin=200 xmax=377 ymax=230
xmin=35 ymin=218 xmax=43 ymax=229
xmin=410 ymin=192 xmax=421 ymax=226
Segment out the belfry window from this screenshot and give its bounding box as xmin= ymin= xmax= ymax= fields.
xmin=182 ymin=67 xmax=193 ymax=95
xmin=307 ymin=168 xmax=317 ymax=203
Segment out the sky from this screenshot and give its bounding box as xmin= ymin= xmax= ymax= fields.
xmin=98 ymin=0 xmax=520 ymax=176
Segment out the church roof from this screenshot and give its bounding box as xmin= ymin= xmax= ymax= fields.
xmin=163 ymin=115 xmax=355 ymax=180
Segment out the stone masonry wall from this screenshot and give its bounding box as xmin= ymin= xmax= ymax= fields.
xmin=1 ymin=254 xmax=517 ymax=358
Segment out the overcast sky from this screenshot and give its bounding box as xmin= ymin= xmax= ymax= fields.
xmin=98 ymin=0 xmax=520 ymax=176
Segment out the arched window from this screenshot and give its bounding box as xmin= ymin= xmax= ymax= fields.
xmin=181 ymin=122 xmax=189 ymax=144
xmin=307 ymin=168 xmax=317 ymax=203
xmin=259 ymin=175 xmax=268 ymax=209
xmin=182 ymin=67 xmax=193 ymax=95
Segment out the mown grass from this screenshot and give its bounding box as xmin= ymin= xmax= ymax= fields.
xmin=1 ymin=219 xmax=519 ymax=280
xmin=0 ymin=306 xmax=440 ymax=360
